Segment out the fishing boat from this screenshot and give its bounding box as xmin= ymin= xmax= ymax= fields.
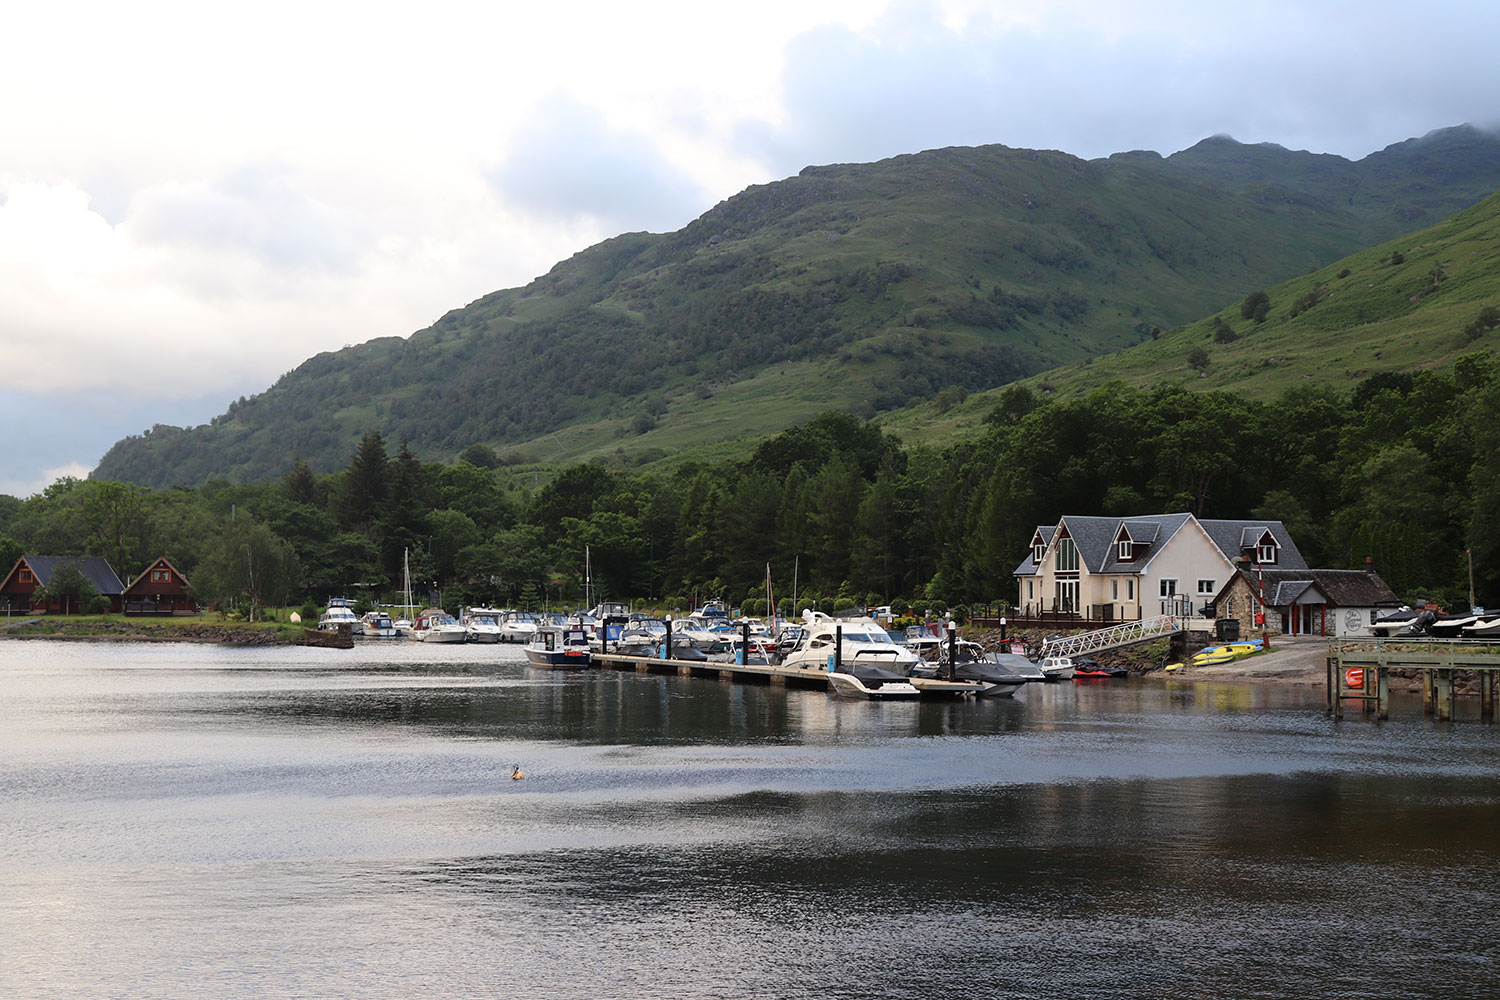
xmin=524 ymin=625 xmax=592 ymax=669
xmin=1037 ymin=656 xmax=1076 ymax=681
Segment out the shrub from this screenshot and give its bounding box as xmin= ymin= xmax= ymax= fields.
xmin=1240 ymin=290 xmax=1270 ymax=323
xmin=1187 ymin=347 xmax=1211 ymax=371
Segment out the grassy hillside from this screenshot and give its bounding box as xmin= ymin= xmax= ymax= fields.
xmin=876 ymin=186 xmax=1500 ymax=447
xmin=94 ymin=127 xmax=1500 ymax=487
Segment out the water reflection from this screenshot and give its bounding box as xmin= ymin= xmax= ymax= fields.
xmin=2 ymin=641 xmax=1499 ymax=998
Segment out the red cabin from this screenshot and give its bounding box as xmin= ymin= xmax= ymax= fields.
xmin=122 ymin=557 xmax=195 ymax=616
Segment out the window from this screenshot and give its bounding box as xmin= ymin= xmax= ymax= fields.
xmin=1160 ymin=578 xmax=1178 ymax=597
xmin=1257 ymin=541 xmax=1278 ymax=564
xmin=1027 ymin=580 xmax=1034 ymax=600
xmin=1032 ymin=542 xmax=1045 ymax=565
xmin=1370 ymin=610 xmax=1378 ymax=625
xmin=18 ymin=568 xmax=32 ymax=583
xmin=152 ymin=569 xmax=171 ymax=583
xmin=1111 ymin=578 xmax=1119 ymax=600
xmin=1197 ymin=579 xmax=1215 ymax=594
xmin=1127 ymin=579 xmax=1134 ymax=600
xmin=1055 ymin=537 xmax=1079 ymax=572
xmin=1118 ymin=540 xmax=1131 ymax=560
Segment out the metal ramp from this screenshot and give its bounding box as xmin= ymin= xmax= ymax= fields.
xmin=1040 ymin=615 xmax=1182 ymax=658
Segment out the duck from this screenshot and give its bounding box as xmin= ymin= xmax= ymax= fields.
xmin=511 ymin=765 xmax=525 ymax=780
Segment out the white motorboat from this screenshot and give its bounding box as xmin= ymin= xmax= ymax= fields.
xmin=825 ymin=663 xmax=921 ymax=699
xmin=410 ymin=608 xmax=467 ymax=643
xmin=1037 ymin=656 xmax=1076 ymax=681
xmin=777 ymin=612 xmax=924 ymax=677
xmin=1463 ymin=617 xmax=1500 ymax=639
xmin=499 ymin=610 xmax=541 ymax=643
xmin=359 ymin=610 xmax=400 ymax=638
xmin=318 ymin=598 xmax=361 ymax=633
xmin=464 ymin=607 xmax=503 ymax=643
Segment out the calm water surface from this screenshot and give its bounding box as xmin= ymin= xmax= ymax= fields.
xmin=2 ymin=640 xmax=1497 ymax=998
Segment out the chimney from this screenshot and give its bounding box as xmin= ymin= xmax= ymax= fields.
xmin=1364 ymin=556 xmax=1375 ymax=574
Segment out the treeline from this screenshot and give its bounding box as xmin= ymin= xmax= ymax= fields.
xmin=5 ymin=357 xmax=1500 ymax=614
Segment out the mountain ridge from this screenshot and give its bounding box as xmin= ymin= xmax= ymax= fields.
xmin=93 ymin=124 xmax=1500 ymax=488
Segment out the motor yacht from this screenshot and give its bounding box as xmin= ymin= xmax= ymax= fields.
xmin=318 ymin=598 xmax=361 ymax=633
xmin=498 ymin=610 xmax=541 ymax=643
xmin=464 ymin=607 xmax=503 ymax=643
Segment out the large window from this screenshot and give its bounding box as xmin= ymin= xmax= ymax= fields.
xmin=1056 ymin=536 xmax=1079 ymax=572
xmin=1054 ymin=580 xmax=1079 ymax=612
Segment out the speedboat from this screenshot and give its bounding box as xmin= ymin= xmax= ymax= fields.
xmin=826 ymin=661 xmax=921 ymax=699
xmin=524 ymin=626 xmax=592 ymax=669
xmin=498 ymin=611 xmax=540 ymax=643
xmin=318 ymin=598 xmax=361 ymax=633
xmin=1463 ymin=617 xmax=1500 ymax=639
xmin=410 ymin=608 xmax=467 ymax=642
xmin=1037 ymin=656 xmax=1076 ymax=681
xmin=1426 ymin=615 xmax=1481 ymax=638
xmin=984 ymin=653 xmax=1046 ymax=681
xmin=904 ymin=624 xmax=945 ymax=658
xmin=464 ymin=607 xmax=503 ymax=643
xmin=909 ymin=655 xmax=1027 ymax=697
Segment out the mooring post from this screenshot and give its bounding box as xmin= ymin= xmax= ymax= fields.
xmin=834 ymin=625 xmax=842 ymax=673
xmin=946 ymin=621 xmax=957 ymax=682
xmin=1482 ymin=670 xmax=1496 ymax=723
xmin=1422 ymin=671 xmax=1435 ymax=715
xmin=738 ymin=622 xmax=749 ymax=666
xmin=1326 ymin=657 xmax=1336 ymax=713
xmin=663 ymin=616 xmax=672 ymax=660
xmin=1377 ymin=667 xmax=1390 ymax=721
xmin=1436 ymin=669 xmax=1454 ymax=722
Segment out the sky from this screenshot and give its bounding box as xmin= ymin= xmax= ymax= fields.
xmin=3 ymin=0 xmax=1500 ymax=497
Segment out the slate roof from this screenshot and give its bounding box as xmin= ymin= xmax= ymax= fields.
xmin=14 ymin=555 xmax=125 ymax=595
xmin=1012 ymin=513 xmax=1307 ymax=577
xmin=1014 ymin=525 xmax=1057 ymax=576
xmin=1223 ymin=568 xmax=1401 ymax=609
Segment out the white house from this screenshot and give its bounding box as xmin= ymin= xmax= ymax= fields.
xmin=1013 ymin=513 xmax=1307 ymax=620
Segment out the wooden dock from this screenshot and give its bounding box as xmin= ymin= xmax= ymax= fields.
xmin=591 ymin=651 xmax=987 ymax=698
xmin=1327 ymin=638 xmax=1500 ymax=721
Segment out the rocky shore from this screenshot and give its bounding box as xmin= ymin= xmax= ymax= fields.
xmin=0 ymin=620 xmax=291 ymax=646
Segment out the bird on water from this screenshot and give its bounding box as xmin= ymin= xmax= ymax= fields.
xmin=511 ymin=765 xmax=525 ymax=780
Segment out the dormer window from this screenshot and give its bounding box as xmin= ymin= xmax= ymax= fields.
xmin=1118 ymin=540 xmax=1131 ymax=560
xmin=1258 ymin=541 xmax=1278 ymax=564
xmin=1032 ymin=542 xmax=1045 ymax=565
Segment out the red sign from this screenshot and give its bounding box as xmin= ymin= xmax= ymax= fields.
xmin=1344 ymin=668 xmax=1365 ymax=690
xmin=1254 ymin=612 xmax=1265 ymax=626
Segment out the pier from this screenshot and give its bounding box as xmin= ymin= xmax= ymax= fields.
xmin=1326 ymin=637 xmax=1500 ymax=721
xmin=591 ymin=651 xmax=987 ymax=697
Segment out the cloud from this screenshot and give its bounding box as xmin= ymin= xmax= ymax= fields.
xmin=486 ymin=93 xmax=714 ymax=233
xmin=736 ymin=0 xmax=1500 ymax=173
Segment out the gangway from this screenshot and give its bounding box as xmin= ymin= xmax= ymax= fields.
xmin=1040 ymin=615 xmax=1182 ymax=658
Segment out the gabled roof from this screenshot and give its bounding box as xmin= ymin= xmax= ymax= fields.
xmin=1014 ymin=513 xmax=1310 ymax=578
xmin=1201 ymin=519 xmax=1307 ymax=570
xmin=6 ymin=555 xmax=125 ymax=596
xmin=1014 ymin=526 xmax=1056 ymax=575
xmin=1216 ymin=567 xmax=1401 ymax=609
xmin=124 ymin=556 xmax=191 ymax=593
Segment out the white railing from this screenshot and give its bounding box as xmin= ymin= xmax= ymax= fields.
xmin=1040 ymin=614 xmax=1182 ymax=658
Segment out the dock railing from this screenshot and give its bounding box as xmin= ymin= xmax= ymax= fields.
xmin=1040 ymin=614 xmax=1182 ymax=658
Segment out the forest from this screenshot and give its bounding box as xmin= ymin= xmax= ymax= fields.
xmin=5 ymin=357 xmax=1500 ymax=616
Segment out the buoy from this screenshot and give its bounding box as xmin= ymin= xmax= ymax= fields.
xmin=511 ymin=765 xmax=524 ymax=780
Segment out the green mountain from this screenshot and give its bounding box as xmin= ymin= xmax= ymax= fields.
xmin=94 ymin=125 xmax=1500 ymax=488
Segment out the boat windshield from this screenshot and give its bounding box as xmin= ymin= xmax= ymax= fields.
xmin=841 ymin=630 xmax=894 ymax=644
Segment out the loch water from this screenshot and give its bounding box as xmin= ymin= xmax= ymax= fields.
xmin=2 ymin=640 xmax=1498 ymax=999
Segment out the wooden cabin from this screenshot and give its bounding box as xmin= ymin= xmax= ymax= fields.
xmin=0 ymin=555 xmax=125 ymax=614
xmin=122 ymin=557 xmax=195 ymax=616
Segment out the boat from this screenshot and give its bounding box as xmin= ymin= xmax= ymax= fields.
xmin=904 ymin=624 xmax=945 ymax=657
xmin=464 ymin=607 xmax=503 ymax=643
xmin=410 ymin=608 xmax=467 ymax=642
xmin=777 ymin=612 xmax=924 ymax=677
xmin=498 ymin=610 xmax=541 ymax=643
xmin=524 ymin=625 xmax=592 ymax=669
xmin=1037 ymin=656 xmax=1076 ymax=681
xmin=826 ymin=661 xmax=921 ymax=699
xmin=909 ymin=655 xmax=1027 ymax=697
xmin=1072 ymin=658 xmax=1128 ymax=679
xmin=1463 ymin=617 xmax=1500 ymax=639
xmin=359 ymin=609 xmax=400 ymax=638
xmin=1426 ymin=614 xmax=1482 ymax=638
xmin=984 ymin=653 xmax=1046 ymax=682
xmin=318 ymin=598 xmax=361 ymax=633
